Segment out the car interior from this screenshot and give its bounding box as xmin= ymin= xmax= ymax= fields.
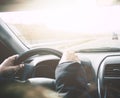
xmin=0 ymin=0 xmax=120 ymax=98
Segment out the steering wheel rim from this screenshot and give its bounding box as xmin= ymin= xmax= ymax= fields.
xmin=14 ymin=48 xmax=62 ymax=80
xmin=15 ymin=48 xmax=62 ymax=65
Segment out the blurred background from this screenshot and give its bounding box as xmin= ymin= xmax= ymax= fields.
xmin=0 ymin=0 xmax=120 ymax=11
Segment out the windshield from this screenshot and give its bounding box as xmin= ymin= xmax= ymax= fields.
xmin=0 ymin=0 xmax=120 ymax=52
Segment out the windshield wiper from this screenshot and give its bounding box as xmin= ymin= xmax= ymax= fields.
xmin=77 ymin=47 xmax=120 ymax=52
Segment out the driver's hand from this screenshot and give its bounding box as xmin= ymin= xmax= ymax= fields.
xmin=0 ymin=55 xmax=24 ymax=77
xmin=59 ymin=51 xmax=81 ymax=64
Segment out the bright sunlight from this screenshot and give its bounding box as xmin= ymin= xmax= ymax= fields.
xmin=1 ymin=0 xmax=120 ymax=33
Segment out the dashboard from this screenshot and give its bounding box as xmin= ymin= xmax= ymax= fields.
xmin=78 ymin=52 xmax=120 ymax=98
xmin=98 ymin=55 xmax=120 ymax=98
xmin=16 ymin=51 xmax=120 ymax=98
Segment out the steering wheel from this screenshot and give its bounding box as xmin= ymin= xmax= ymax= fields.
xmin=15 ymin=48 xmax=62 ymax=65
xmin=15 ymin=48 xmax=62 ymax=80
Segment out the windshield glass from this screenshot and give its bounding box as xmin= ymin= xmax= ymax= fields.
xmin=0 ymin=0 xmax=120 ymax=51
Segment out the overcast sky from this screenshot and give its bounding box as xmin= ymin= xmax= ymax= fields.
xmin=0 ymin=0 xmax=120 ymax=33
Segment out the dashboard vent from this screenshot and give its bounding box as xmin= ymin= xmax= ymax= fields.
xmin=104 ymin=64 xmax=120 ymax=77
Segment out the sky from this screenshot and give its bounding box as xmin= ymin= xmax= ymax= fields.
xmin=0 ymin=0 xmax=120 ymax=33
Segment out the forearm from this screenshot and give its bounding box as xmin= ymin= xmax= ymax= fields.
xmin=55 ymin=62 xmax=90 ymax=98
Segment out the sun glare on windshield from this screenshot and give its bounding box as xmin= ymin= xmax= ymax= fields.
xmin=0 ymin=0 xmax=120 ymax=33
xmin=0 ymin=0 xmax=120 ymax=49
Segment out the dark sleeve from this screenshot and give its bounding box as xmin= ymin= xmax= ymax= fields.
xmin=55 ymin=62 xmax=91 ymax=98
